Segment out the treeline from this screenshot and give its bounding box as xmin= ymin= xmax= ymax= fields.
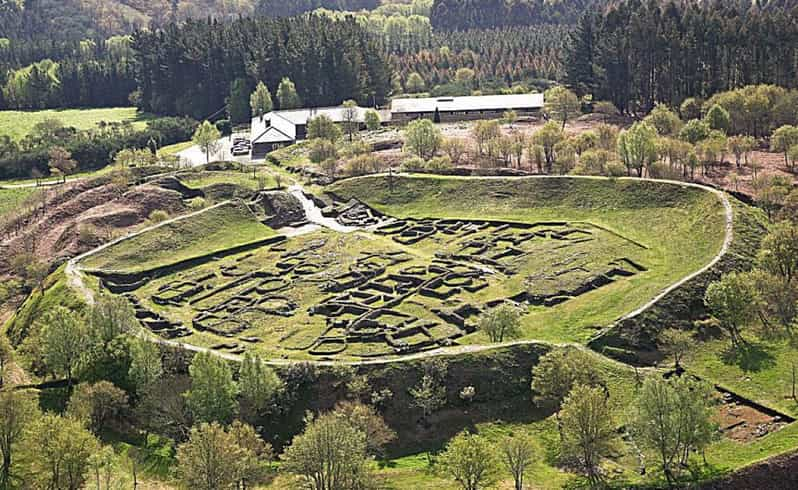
xmin=0 ymin=117 xmax=197 ymax=179
xmin=429 ymin=0 xmax=604 ymax=30
xmin=257 ymin=0 xmax=380 ymax=18
xmin=132 ymin=15 xmax=392 ymax=119
xmin=567 ymin=1 xmax=798 ymax=113
xmin=0 ymin=37 xmax=136 ymax=110
xmin=393 ymin=26 xmax=567 ymax=94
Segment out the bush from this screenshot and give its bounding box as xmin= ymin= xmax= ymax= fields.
xmin=187 ymin=197 xmax=207 ymax=210
xmin=399 ymin=156 xmax=426 ymax=172
xmin=214 ymin=119 xmax=232 ymax=136
xmin=426 ymin=155 xmax=453 ymax=170
xmin=605 ymin=161 xmax=627 ymax=177
xmin=308 ymin=138 xmax=338 ymax=164
xmin=344 ymin=154 xmax=378 ymax=176
xmin=148 ymin=210 xmax=169 ymax=223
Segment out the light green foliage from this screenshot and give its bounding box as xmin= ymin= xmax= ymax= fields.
xmin=177 ymin=421 xmax=271 ymax=490
xmin=404 ymin=118 xmax=442 ymax=159
xmin=617 ymin=122 xmax=658 ymax=176
xmin=364 ymin=109 xmax=381 ymax=131
xmin=276 ymin=77 xmax=301 ymax=110
xmin=532 ymin=121 xmax=564 ymax=173
xmin=544 ymin=86 xmax=581 ymax=128
xmin=705 ymin=271 xmax=758 ymax=347
xmin=185 ymin=352 xmax=238 ymax=424
xmin=436 ymin=431 xmax=500 ymax=490
xmin=281 ymin=412 xmax=370 ymax=490
xmin=239 ymin=352 xmax=284 ymax=416
xmin=307 ymin=114 xmax=342 ymax=142
xmin=771 ymin=125 xmax=798 ymax=171
xmin=472 ymin=119 xmax=501 ymax=156
xmin=679 ymin=119 xmax=711 ymax=144
xmin=113 ymin=147 xmax=156 ymax=168
xmin=128 ymin=339 xmax=163 ymax=395
xmin=39 ymin=306 xmax=87 ymax=386
xmin=405 ymin=72 xmax=426 ymax=93
xmin=704 ymin=104 xmax=731 ymax=133
xmin=192 ymin=120 xmax=221 ymax=164
xmin=479 ymin=303 xmax=522 ymax=342
xmin=0 ymin=390 xmax=39 ymax=488
xmin=499 ymin=434 xmax=536 ymax=490
xmin=20 ymin=413 xmax=100 ymax=490
xmin=503 ymin=109 xmax=518 ymax=126
xmin=67 ymin=381 xmax=128 ymax=434
xmin=341 ymin=99 xmax=360 ymax=141
xmin=630 ymin=376 xmax=716 ymax=484
xmin=308 ymin=138 xmax=338 ymax=164
xmin=727 ymin=135 xmax=756 ymax=168
xmin=0 ymin=107 xmax=149 ymax=141
xmin=559 ymin=384 xmax=615 ymax=483
xmin=644 ymin=103 xmax=683 ymax=136
xmin=680 ymin=97 xmax=702 ymax=120
xmin=531 ymin=347 xmax=604 ymax=412
xmin=88 ymin=294 xmax=137 ymax=346
xmin=757 ymin=222 xmax=798 ymax=285
xmin=332 ymin=401 xmax=396 ymax=456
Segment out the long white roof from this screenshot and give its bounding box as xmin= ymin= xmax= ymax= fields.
xmin=391 ymin=93 xmax=544 ymax=114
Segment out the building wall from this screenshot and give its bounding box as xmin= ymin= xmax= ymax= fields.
xmin=390 ymin=108 xmax=541 ymax=124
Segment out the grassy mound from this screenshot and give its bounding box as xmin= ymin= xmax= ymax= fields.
xmin=330 ymin=175 xmax=728 ymax=343
xmin=80 ymin=200 xmax=275 ymax=273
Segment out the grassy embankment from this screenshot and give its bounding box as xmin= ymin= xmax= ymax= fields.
xmin=80 ymin=200 xmax=275 ymax=274
xmin=330 ymin=175 xmax=727 ymax=344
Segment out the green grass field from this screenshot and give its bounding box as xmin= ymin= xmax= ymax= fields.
xmin=80 ymin=200 xmax=276 ymax=273
xmin=0 ymin=107 xmax=152 ymax=141
xmin=0 ymin=187 xmax=35 ymax=218
xmin=330 ymin=175 xmax=728 ymax=343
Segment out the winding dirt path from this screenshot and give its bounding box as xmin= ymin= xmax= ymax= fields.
xmin=65 ymin=175 xmax=734 ymax=366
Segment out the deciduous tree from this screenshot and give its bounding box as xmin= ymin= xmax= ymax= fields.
xmin=499 ymin=434 xmax=535 ymax=490
xmin=437 ymin=431 xmax=499 ymax=490
xmin=404 ymin=118 xmax=441 ymax=159
xmin=478 ymin=303 xmax=521 ymax=342
xmin=185 ymin=352 xmax=237 ymax=424
xmin=249 ymin=81 xmax=273 ymax=120
xmin=559 ymin=384 xmax=614 ymax=485
xmin=544 ymin=86 xmax=580 ymax=129
xmin=281 ymin=412 xmax=371 ymax=490
xmin=192 ymin=120 xmax=221 ymax=164
xmin=705 ymin=272 xmax=758 ymax=347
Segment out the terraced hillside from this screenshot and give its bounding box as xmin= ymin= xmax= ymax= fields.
xmin=75 ymin=175 xmax=729 ymax=361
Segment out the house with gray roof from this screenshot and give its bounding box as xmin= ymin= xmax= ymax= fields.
xmin=250 ymin=93 xmax=544 ymax=158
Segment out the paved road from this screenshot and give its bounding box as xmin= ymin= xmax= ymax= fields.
xmin=66 ymin=175 xmax=734 ymax=366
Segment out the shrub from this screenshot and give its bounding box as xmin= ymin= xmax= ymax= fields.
xmin=148 ymin=210 xmax=169 ymax=224
xmin=308 ymin=138 xmax=338 ymax=164
xmin=214 ymin=119 xmax=232 ymax=136
xmin=425 ymin=155 xmax=453 ymax=171
xmin=344 ymin=154 xmax=378 ymax=176
xmin=400 ymin=156 xmax=426 ymax=172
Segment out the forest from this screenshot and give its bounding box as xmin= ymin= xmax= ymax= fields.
xmin=131 ymin=15 xmax=392 ymax=118
xmin=567 ymin=1 xmax=798 ymax=113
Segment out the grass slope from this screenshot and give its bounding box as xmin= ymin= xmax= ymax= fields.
xmin=81 ymin=200 xmax=275 ymax=273
xmin=0 ymin=187 xmax=35 ymax=218
xmin=0 ymin=107 xmax=152 ymax=141
xmin=330 ymin=175 xmax=727 ymax=343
